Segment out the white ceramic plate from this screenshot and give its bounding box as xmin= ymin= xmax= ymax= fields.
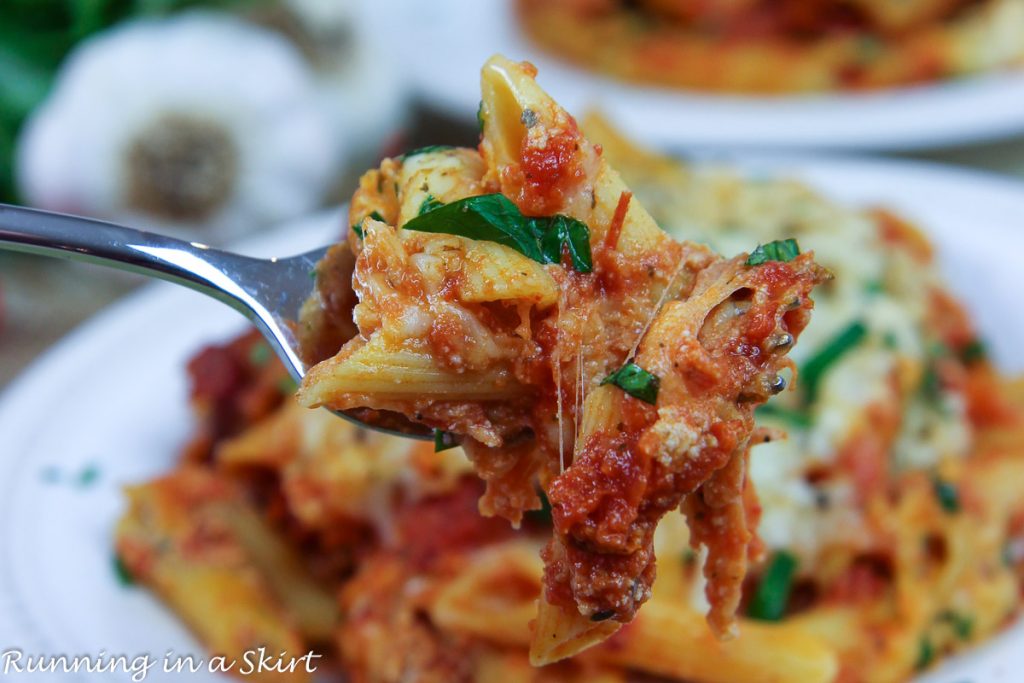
xmin=380 ymin=0 xmax=1024 ymax=151
xmin=2 ymin=160 xmax=1024 ymax=682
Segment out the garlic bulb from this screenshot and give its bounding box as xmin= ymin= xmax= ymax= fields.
xmin=17 ymin=12 xmax=339 ymax=243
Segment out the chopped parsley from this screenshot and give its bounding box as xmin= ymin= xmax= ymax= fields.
xmin=746 ymin=238 xmax=800 ymax=266
xmin=476 ymin=100 xmax=485 ymax=133
xmin=601 ymin=362 xmax=660 ymax=405
xmin=433 ymin=429 xmax=458 ymax=452
xmin=800 ymin=321 xmax=868 ymax=405
xmin=747 ymin=550 xmax=798 ymax=621
xmin=932 ymin=475 xmax=960 ymax=514
xmin=402 ymin=193 xmax=593 ymax=273
xmin=418 ymin=194 xmax=444 ymax=216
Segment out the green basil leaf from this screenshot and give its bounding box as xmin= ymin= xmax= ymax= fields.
xmin=914 ymin=637 xmax=934 ymax=671
xmin=747 ymin=550 xmax=797 ymax=621
xmin=755 ymin=403 xmax=812 ymax=429
xmin=352 ymin=210 xmax=385 ymax=239
xmin=601 ymin=362 xmax=660 ymax=404
xmin=113 ymin=554 xmax=135 ymax=587
xmin=248 ymin=341 xmax=272 ymax=367
xmin=938 ymin=610 xmax=973 ymax=640
xmin=959 ymin=338 xmax=987 ymax=365
xmin=403 ymin=194 xmax=542 ymax=260
xmin=399 ymin=144 xmax=455 ymax=160
xmin=932 ymin=475 xmax=960 ymax=514
xmin=418 ymin=194 xmax=444 ymax=216
xmin=746 ymin=238 xmax=801 ymax=266
xmin=536 ymin=214 xmax=593 ymax=273
xmin=524 ymin=488 xmax=552 ymax=526
xmin=800 ymin=321 xmax=867 ymax=405
xmin=402 ymin=193 xmax=593 ymax=273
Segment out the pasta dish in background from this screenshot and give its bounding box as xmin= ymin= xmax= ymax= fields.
xmin=115 ymin=59 xmax=1024 ymax=683
xmin=516 ymin=0 xmax=1024 ymax=93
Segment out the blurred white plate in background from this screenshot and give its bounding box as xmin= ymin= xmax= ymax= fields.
xmin=2 ymin=159 xmax=1024 ymax=681
xmin=380 ymin=0 xmax=1024 ymax=152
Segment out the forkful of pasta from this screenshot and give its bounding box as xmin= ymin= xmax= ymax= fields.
xmin=295 ymin=55 xmax=830 ymax=663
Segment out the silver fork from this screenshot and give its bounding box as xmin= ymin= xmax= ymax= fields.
xmin=0 ymin=203 xmax=428 ymax=439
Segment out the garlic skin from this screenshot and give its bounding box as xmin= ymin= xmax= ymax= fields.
xmin=283 ymin=0 xmax=409 ymax=168
xmin=17 ymin=12 xmax=338 ymax=244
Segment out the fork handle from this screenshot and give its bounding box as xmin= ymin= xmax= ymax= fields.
xmin=0 ymin=203 xmax=315 ymax=378
xmin=0 ymin=203 xmax=256 ymax=305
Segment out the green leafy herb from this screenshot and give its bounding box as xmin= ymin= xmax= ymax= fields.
xmin=915 ymin=637 xmax=935 ymax=671
xmin=920 ymin=364 xmax=945 ymax=405
xmin=77 ymin=463 xmax=100 ymax=488
xmin=399 ymin=144 xmax=454 ymax=160
xmin=747 ymin=551 xmax=798 ymax=621
xmin=938 ymin=611 xmax=973 ymax=640
xmin=536 ymin=214 xmax=592 ymax=273
xmin=249 ymin=342 xmax=271 ymax=367
xmin=113 ymin=554 xmax=134 ymax=587
xmin=800 ymin=321 xmax=868 ymax=405
xmin=418 ymin=194 xmax=444 ymax=216
xmin=932 ymin=475 xmax=960 ymax=514
xmin=746 ymin=239 xmax=800 ymax=266
xmin=959 ymin=339 xmax=988 ymax=365
xmin=476 ymin=100 xmax=485 ymax=133
xmin=277 ymin=376 xmax=298 ymax=395
xmin=525 ymin=488 xmax=553 ymax=525
xmin=755 ymin=403 xmax=812 ymax=429
xmin=308 ymin=268 xmax=318 ymax=281
xmin=352 ymin=210 xmax=386 ymax=239
xmin=433 ymin=429 xmax=458 ymax=452
xmin=402 ymin=193 xmax=593 ymax=273
xmin=682 ymin=548 xmax=697 ymax=565
xmin=601 ymin=362 xmax=660 ymax=404
xmin=1003 ymin=541 xmax=1016 ymax=567
xmin=865 ymin=279 xmax=886 ymax=294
